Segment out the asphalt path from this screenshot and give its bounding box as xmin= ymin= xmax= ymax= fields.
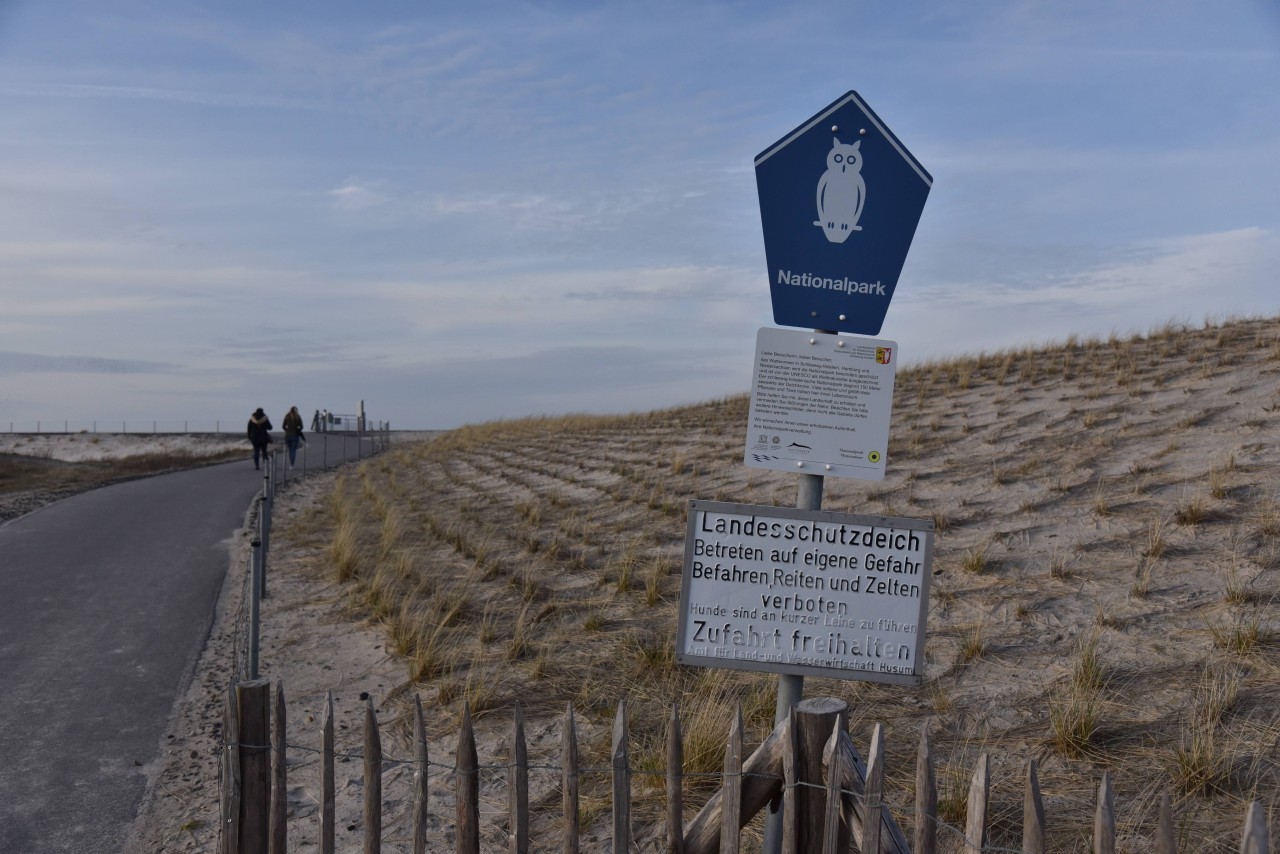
xmin=0 ymin=433 xmax=371 ymax=853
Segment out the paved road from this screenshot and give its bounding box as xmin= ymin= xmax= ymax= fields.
xmin=0 ymin=433 xmax=372 ymax=853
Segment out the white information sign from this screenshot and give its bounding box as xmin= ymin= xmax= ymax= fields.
xmin=744 ymin=327 xmax=897 ymax=481
xmin=677 ymin=501 xmax=932 ymax=686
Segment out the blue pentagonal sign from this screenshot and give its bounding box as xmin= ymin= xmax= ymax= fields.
xmin=755 ymin=91 xmax=931 ymax=335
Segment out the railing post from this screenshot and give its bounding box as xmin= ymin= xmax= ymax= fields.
xmin=249 ymin=536 xmax=262 ymax=680
xmin=260 ymin=472 xmax=271 ymax=598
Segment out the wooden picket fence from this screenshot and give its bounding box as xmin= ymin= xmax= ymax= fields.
xmin=219 ymin=681 xmax=1272 ymax=853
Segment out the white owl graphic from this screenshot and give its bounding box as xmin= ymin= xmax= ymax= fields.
xmin=813 ymin=137 xmax=865 ymax=244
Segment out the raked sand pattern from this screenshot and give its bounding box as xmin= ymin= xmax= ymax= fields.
xmin=125 ymin=316 xmax=1280 ymax=852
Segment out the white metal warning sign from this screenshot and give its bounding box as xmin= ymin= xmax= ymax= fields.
xmin=677 ymin=500 xmax=932 ymax=686
xmin=743 ymin=327 xmax=897 ymax=481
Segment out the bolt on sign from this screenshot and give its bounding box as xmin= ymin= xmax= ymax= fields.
xmin=677 ymin=500 xmax=933 ymax=686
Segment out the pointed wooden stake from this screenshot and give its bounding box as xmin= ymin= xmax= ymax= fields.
xmin=864 ymin=723 xmax=885 ymax=854
xmin=1093 ymin=772 xmax=1115 ymax=854
xmin=667 ymin=703 xmax=684 ymax=854
xmin=962 ymin=753 xmax=989 ymax=854
xmin=363 ymin=696 xmax=382 ymax=854
xmin=1154 ymin=792 xmax=1175 ymax=854
xmin=270 ymin=681 xmax=287 ymax=854
xmin=821 ymin=720 xmax=844 ymax=854
xmin=510 ymin=701 xmax=529 ymax=854
xmin=562 ymin=703 xmax=580 ymax=854
xmin=456 ymin=702 xmax=479 ymax=854
xmin=914 ymin=724 xmax=936 ymax=854
xmin=320 ymin=692 xmax=334 ymax=854
xmin=1022 ymin=758 xmax=1046 ymax=854
xmin=721 ymin=704 xmax=744 ymax=854
xmin=1240 ymin=800 xmax=1270 ymax=854
xmin=412 ymin=696 xmax=428 ymax=854
xmin=612 ymin=700 xmax=632 ymax=854
xmin=781 ymin=704 xmax=799 ymax=854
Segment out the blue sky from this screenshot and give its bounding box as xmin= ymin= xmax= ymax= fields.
xmin=2 ymin=1 xmax=1278 ymax=429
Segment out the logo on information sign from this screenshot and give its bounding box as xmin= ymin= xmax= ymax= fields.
xmin=876 ymin=347 xmax=892 ymax=365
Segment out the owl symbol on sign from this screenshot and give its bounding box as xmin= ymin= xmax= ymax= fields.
xmin=813 ymin=137 xmax=865 ymax=244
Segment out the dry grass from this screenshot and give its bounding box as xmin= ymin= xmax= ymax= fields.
xmin=273 ymin=314 xmax=1280 ymax=851
xmin=0 ymin=443 xmax=250 ymax=522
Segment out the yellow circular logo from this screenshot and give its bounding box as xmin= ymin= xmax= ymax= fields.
xmin=868 ymin=450 xmax=882 ymax=463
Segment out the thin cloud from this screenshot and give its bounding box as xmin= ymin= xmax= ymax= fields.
xmin=890 ymin=227 xmax=1280 ymax=362
xmin=0 ymin=83 xmax=326 ymax=112
xmin=3 ymin=296 xmax=192 ymax=317
xmin=329 ymin=180 xmax=388 ymax=212
xmin=0 ymin=351 xmax=173 ymax=375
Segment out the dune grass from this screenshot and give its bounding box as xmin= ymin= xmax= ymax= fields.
xmin=280 ymin=314 xmax=1280 ymax=851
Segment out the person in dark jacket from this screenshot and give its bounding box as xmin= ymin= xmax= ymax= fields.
xmin=246 ymin=407 xmax=273 ymax=470
xmin=281 ymin=405 xmax=306 ymax=468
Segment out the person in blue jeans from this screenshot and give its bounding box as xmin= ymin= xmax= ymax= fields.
xmin=281 ymin=405 xmax=306 ymax=468
xmin=246 ymin=408 xmax=273 ymax=470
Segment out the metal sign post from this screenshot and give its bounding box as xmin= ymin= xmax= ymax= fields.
xmin=763 ymin=472 xmax=822 ymax=852
xmin=679 ymin=494 xmax=935 ymax=851
xmin=746 ymin=91 xmax=931 ymax=854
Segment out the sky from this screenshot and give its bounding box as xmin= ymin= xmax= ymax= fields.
xmin=2 ymin=1 xmax=1278 ymax=430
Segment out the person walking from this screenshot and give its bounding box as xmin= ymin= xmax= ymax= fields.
xmin=282 ymin=405 xmax=306 ymax=468
xmin=246 ymin=407 xmax=273 ymax=470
